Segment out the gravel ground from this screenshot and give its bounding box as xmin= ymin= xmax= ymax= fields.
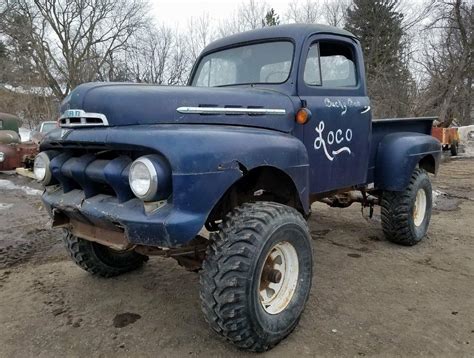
xmin=0 ymin=157 xmax=473 ymax=357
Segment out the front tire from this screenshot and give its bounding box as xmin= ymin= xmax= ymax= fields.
xmin=200 ymin=202 xmax=313 ymax=352
xmin=63 ymin=231 xmax=147 ymax=277
xmin=381 ymin=168 xmax=432 ymax=246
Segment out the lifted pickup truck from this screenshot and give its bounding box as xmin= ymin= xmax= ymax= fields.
xmin=35 ymin=24 xmax=441 ymax=352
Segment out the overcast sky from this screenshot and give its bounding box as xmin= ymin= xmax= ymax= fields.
xmin=151 ymin=0 xmax=293 ymax=28
xmin=151 ymin=0 xmax=426 ymax=29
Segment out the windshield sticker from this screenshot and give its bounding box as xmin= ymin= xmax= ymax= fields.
xmin=314 ymin=121 xmax=352 ymax=161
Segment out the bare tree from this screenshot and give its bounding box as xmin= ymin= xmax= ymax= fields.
xmin=286 ymin=0 xmax=322 ymax=23
xmin=124 ymin=24 xmax=192 ymax=85
xmin=1 ymin=0 xmax=149 ymax=99
xmin=0 ymin=85 xmax=58 ymax=127
xmin=0 ymin=1 xmax=13 ymax=27
xmin=218 ymin=0 xmax=269 ymax=37
xmin=167 ymin=32 xmax=193 ymax=85
xmin=239 ymin=0 xmax=269 ymax=29
xmin=186 ymin=13 xmax=215 ymax=64
xmin=416 ymin=0 xmax=473 ymax=126
xmin=323 ymin=0 xmax=350 ymax=27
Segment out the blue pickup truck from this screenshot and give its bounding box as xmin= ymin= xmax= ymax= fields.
xmin=34 ymin=24 xmax=441 ymax=351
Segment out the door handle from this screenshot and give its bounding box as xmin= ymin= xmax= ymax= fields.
xmin=360 ymin=106 xmax=371 ymax=114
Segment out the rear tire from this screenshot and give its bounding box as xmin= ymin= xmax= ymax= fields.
xmin=381 ymin=168 xmax=432 ymax=246
xmin=450 ymin=142 xmax=458 ymax=156
xmin=63 ymin=230 xmax=147 ymax=277
xmin=200 ymin=202 xmax=313 ymax=352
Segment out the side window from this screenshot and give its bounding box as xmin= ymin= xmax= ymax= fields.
xmin=304 ymin=41 xmax=357 ymax=87
xmin=303 ymin=44 xmax=321 ymax=86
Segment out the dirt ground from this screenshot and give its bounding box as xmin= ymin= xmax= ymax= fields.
xmin=0 ymin=157 xmax=473 ymax=357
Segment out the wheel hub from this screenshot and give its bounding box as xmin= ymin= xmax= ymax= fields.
xmin=413 ymin=188 xmax=427 ymax=227
xmin=259 ymin=241 xmax=299 ymax=314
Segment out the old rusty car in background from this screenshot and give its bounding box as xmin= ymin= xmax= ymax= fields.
xmin=0 ymin=112 xmax=38 ymax=171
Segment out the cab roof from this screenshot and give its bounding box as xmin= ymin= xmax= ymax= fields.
xmin=0 ymin=112 xmax=21 ymax=132
xmin=202 ymin=23 xmax=357 ymax=54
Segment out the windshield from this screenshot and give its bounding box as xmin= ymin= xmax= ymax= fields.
xmin=191 ymin=41 xmax=294 ymax=87
xmin=41 ymin=122 xmax=56 ymax=133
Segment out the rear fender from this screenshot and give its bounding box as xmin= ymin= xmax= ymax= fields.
xmin=375 ymin=133 xmax=441 ymax=191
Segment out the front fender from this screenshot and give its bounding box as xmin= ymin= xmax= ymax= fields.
xmin=374 ymin=132 xmax=441 ymax=191
xmin=102 ymin=124 xmax=309 ymax=207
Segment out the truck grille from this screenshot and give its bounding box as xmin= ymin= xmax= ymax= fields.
xmin=48 ymin=149 xmax=139 ymax=202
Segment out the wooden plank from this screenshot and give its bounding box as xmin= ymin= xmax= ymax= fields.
xmin=15 ymin=167 xmax=36 ymax=179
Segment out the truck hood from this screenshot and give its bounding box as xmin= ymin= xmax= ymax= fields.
xmin=60 ymin=83 xmax=297 ymax=132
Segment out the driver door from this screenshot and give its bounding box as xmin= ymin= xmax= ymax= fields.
xmin=298 ymin=35 xmax=371 ymax=194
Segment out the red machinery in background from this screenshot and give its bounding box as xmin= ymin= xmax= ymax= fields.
xmin=432 ymin=127 xmax=459 ymax=156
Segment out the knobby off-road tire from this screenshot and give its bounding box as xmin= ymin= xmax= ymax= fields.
xmin=381 ymin=168 xmax=432 ymax=246
xmin=200 ymin=202 xmax=313 ymax=352
xmin=63 ymin=230 xmax=147 ymax=277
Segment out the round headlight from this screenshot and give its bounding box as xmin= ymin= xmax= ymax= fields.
xmin=34 ymin=152 xmax=52 ymax=184
xmin=129 ymin=157 xmax=158 ymax=201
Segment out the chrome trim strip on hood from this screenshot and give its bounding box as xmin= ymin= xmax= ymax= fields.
xmin=176 ymin=107 xmax=286 ymax=115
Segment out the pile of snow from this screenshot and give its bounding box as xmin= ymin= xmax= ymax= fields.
xmin=18 ymin=127 xmax=31 ymax=142
xmin=458 ymin=125 xmax=474 ymax=156
xmin=0 ymin=179 xmax=42 ymax=195
xmin=0 ymin=203 xmax=13 ymax=210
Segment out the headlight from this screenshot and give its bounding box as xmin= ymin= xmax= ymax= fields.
xmin=0 ymin=152 xmax=4 ymax=163
xmin=34 ymin=152 xmax=53 ymax=184
xmin=129 ymin=157 xmax=158 ymax=201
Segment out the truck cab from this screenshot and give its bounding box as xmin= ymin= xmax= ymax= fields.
xmin=36 ymin=24 xmax=441 ymax=352
xmin=190 ymin=25 xmax=372 ymax=193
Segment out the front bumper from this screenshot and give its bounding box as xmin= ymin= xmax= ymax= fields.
xmin=42 ymin=169 xmax=241 ymax=248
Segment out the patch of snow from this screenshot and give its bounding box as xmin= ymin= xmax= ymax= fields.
xmin=0 ymin=179 xmax=42 ymax=195
xmin=432 ymin=189 xmax=445 ymax=198
xmin=432 ymin=189 xmax=445 ymax=205
xmin=1 ymin=83 xmax=53 ymax=97
xmin=0 ymin=203 xmax=14 ymax=210
xmin=19 ymin=127 xmax=31 ymax=142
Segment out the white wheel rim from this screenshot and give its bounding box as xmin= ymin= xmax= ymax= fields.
xmin=413 ymin=189 xmax=427 ymax=227
xmin=259 ymin=241 xmax=299 ymax=315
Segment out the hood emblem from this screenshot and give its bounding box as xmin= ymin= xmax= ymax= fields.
xmin=59 ymin=109 xmax=109 ymax=127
